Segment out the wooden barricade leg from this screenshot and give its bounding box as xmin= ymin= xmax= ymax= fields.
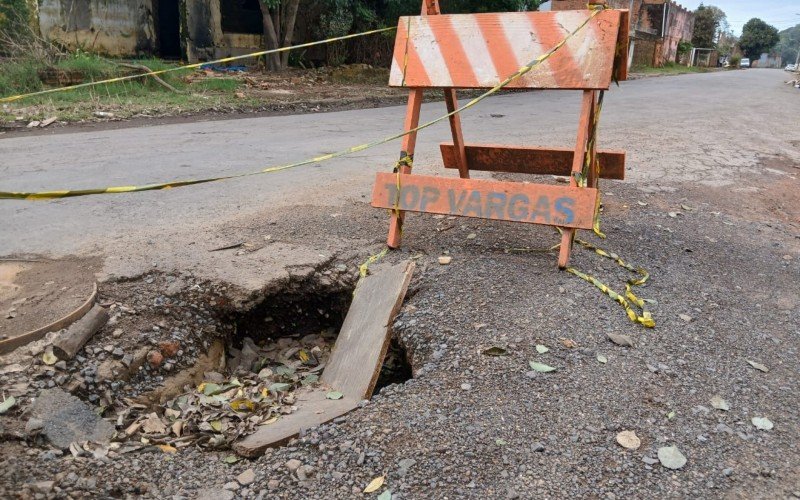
xmin=558 ymin=90 xmax=596 ymax=268
xmin=387 ymin=89 xmax=424 ymax=248
xmin=444 ymin=90 xmax=470 ymax=179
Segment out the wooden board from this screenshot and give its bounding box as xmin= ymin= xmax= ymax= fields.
xmin=233 ymin=261 xmax=415 ymax=457
xmin=233 ymin=388 xmax=359 ymax=458
xmin=440 ymin=143 xmax=625 ymax=180
xmin=320 ymin=260 xmax=415 ymax=400
xmin=372 ymin=173 xmax=597 ymax=229
xmin=389 ymin=10 xmax=625 ymax=90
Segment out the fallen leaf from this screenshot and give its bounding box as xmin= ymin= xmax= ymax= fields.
xmin=710 ymin=395 xmax=730 ymax=411
xmin=172 ymin=420 xmax=183 ymax=437
xmin=141 ymin=413 xmax=167 ymax=434
xmin=482 ymin=347 xmax=508 ymax=356
xmin=269 ymin=382 xmax=291 ymax=393
xmin=529 ymin=361 xmax=556 ymax=373
xmin=680 ymin=204 xmax=694 ymax=211
xmin=560 ymin=338 xmax=577 ymax=349
xmin=364 ymin=475 xmax=385 ymax=493
xmin=42 ymin=348 xmax=58 ymax=365
xmin=535 ymin=344 xmax=549 ymax=354
xmin=301 ymin=374 xmax=319 ymax=386
xmin=666 ymin=410 xmax=676 ymax=420
xmin=607 ymin=333 xmax=634 ymax=347
xmin=597 ymin=354 xmax=608 ymax=364
xmin=260 ymin=416 xmax=279 ymax=426
xmin=616 ymin=430 xmax=641 ymax=450
xmin=751 ymin=417 xmax=773 ymax=431
xmin=200 ymin=382 xmax=223 ymax=396
xmin=0 ymin=396 xmax=15 ymax=414
xmin=210 ymin=420 xmax=223 ymax=432
xmin=222 ymin=455 xmax=240 ymax=464
xmin=495 ymin=438 xmax=508 ymax=446
xmin=230 ymin=398 xmax=256 ymax=412
xmin=746 ymin=360 xmax=769 ymax=373
xmin=377 ymin=491 xmax=392 ymax=500
xmin=668 ymin=212 xmax=678 ymax=218
xmin=326 ymin=391 xmax=344 ymax=400
xmin=657 ymin=445 xmax=687 ymax=469
xmin=157 ymin=444 xmax=177 ymax=453
xmin=678 ymin=314 xmax=692 ymax=322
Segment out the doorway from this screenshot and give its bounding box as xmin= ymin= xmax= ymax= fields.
xmin=155 ymin=0 xmax=181 ymax=59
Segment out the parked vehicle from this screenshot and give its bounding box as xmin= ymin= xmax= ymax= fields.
xmin=740 ymin=58 xmax=750 ymax=68
xmin=785 ymin=64 xmax=798 ymax=72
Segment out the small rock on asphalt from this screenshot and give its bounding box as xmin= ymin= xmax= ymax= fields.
xmin=236 ymin=468 xmax=256 ymax=486
xmin=28 ymin=388 xmax=115 ymax=449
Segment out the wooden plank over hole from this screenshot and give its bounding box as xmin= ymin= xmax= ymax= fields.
xmin=372 ymin=173 xmax=597 ymax=229
xmin=320 ymin=261 xmax=415 ymax=401
xmin=233 ymin=388 xmax=358 ymax=457
xmin=440 ymin=143 xmax=625 ymax=180
xmin=388 ymin=10 xmax=625 ymax=90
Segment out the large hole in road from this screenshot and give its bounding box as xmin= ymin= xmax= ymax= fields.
xmin=226 ymin=274 xmax=413 ymax=395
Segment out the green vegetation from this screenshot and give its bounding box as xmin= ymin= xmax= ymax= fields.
xmin=739 ymin=18 xmax=780 ymax=61
xmin=0 ymin=54 xmax=248 ymax=122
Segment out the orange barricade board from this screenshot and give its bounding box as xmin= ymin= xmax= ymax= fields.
xmin=389 ymin=10 xmax=628 ymax=90
xmin=372 ymin=173 xmax=597 ymax=229
xmin=373 ymin=2 xmax=628 ymax=268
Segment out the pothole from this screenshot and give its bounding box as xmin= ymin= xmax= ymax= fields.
xmin=2 ymin=265 xmax=415 ymax=454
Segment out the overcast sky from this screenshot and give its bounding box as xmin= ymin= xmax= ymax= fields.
xmin=679 ymin=0 xmax=798 ymax=35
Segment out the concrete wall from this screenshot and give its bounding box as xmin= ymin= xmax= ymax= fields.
xmin=38 ymin=0 xmax=155 ymax=56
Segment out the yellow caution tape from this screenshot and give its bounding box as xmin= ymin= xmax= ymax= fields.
xmin=0 ymin=27 xmax=396 ymax=104
xmin=566 ymin=237 xmax=655 ymax=328
xmin=0 ymin=9 xmax=600 ymax=201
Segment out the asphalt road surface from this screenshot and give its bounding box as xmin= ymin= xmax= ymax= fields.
xmin=1 ymin=69 xmax=797 ymax=287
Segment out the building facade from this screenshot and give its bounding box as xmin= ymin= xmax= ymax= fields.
xmin=551 ymin=0 xmax=694 ymax=68
xmin=36 ymin=0 xmax=266 ymax=61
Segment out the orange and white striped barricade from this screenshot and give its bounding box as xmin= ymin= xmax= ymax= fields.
xmin=371 ymin=0 xmax=629 ymax=268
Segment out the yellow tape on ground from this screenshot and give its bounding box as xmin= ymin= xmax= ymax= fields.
xmin=0 ymin=27 xmax=396 ymax=104
xmin=0 ymin=10 xmax=601 ymax=201
xmin=566 ymin=237 xmax=655 ymax=328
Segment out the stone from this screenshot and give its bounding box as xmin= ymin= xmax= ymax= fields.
xmin=642 ymin=456 xmax=659 ymax=465
xmin=267 ymin=479 xmax=280 ymax=490
xmin=461 ymin=383 xmax=472 ymax=391
xmin=147 ymin=350 xmax=164 ymax=368
xmin=97 ymin=360 xmax=123 ymax=382
xmin=397 ymin=458 xmax=416 ymax=477
xmin=532 ymin=442 xmax=545 ymax=452
xmin=657 ymin=446 xmax=687 ymax=470
xmin=25 ymin=418 xmax=44 ymax=435
xmin=237 ymin=469 xmax=256 ymax=486
xmin=607 ymin=333 xmax=634 ymax=347
xmin=197 ymin=489 xmax=234 ymax=500
xmin=285 ymin=459 xmax=302 ymax=472
xmin=297 ymin=465 xmax=315 ymax=481
xmin=28 ymin=388 xmax=114 ymax=449
xmin=223 ymin=481 xmax=240 ymax=491
xmin=438 ymin=256 xmax=452 ymax=265
xmin=615 ymin=431 xmax=641 ymax=450
xmin=31 ymin=481 xmax=55 ymax=493
xmin=159 ymin=341 xmax=180 ymax=358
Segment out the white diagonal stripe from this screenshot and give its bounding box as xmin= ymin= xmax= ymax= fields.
xmin=456 ymin=15 xmax=500 ymax=87
xmin=499 ymin=14 xmax=557 ymax=87
xmin=411 ymin=17 xmax=452 ymax=87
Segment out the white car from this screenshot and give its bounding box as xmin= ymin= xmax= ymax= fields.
xmin=785 ymin=64 xmax=798 ymax=72
xmin=740 ymin=58 xmax=750 ymax=68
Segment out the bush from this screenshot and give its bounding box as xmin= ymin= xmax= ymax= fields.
xmin=728 ymin=55 xmax=741 ymax=68
xmin=0 ymin=58 xmax=44 ymax=96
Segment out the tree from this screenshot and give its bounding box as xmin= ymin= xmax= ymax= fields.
xmin=258 ymin=0 xmax=301 ymax=71
xmin=739 ymin=18 xmax=780 ymax=61
xmin=691 ymin=4 xmax=726 ymax=48
xmin=776 ymin=24 xmax=800 ymax=67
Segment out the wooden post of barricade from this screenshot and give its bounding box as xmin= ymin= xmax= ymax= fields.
xmin=374 ymin=3 xmax=630 ymax=267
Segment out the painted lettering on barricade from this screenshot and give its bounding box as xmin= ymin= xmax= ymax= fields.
xmin=373 ymin=173 xmax=596 ymax=230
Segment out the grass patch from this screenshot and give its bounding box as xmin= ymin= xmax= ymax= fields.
xmin=631 ymin=62 xmax=711 ymax=75
xmin=0 ymin=55 xmax=255 ymax=122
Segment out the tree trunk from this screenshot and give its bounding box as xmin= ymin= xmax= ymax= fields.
xmin=280 ymin=0 xmax=300 ymax=68
xmin=260 ymin=4 xmax=282 ymax=71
